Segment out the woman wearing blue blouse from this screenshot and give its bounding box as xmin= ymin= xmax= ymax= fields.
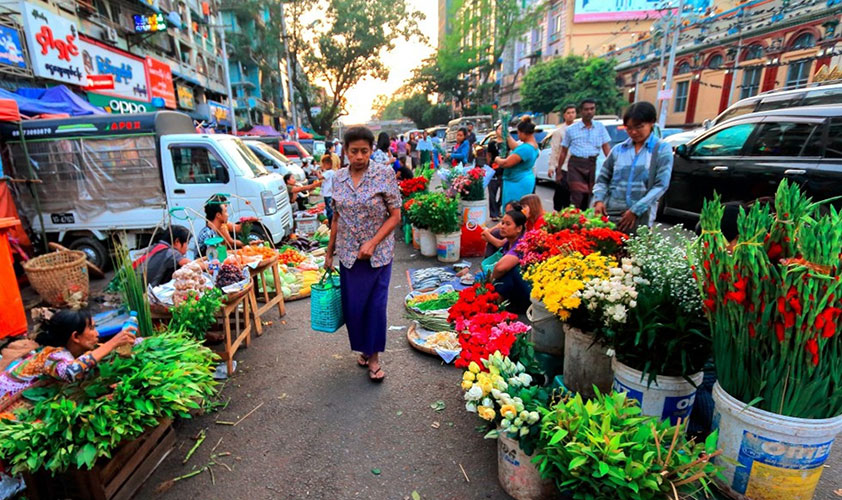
xmin=446 ymin=127 xmax=471 ymax=166
xmin=494 ymin=116 xmax=539 ymax=208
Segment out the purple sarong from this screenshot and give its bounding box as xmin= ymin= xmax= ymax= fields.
xmin=339 ymin=260 xmax=392 ymax=356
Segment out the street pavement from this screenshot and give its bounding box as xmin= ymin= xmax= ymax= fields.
xmin=138 ymin=183 xmax=842 ymax=500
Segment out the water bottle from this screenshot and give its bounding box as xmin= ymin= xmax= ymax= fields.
xmin=208 ymin=257 xmax=220 ymax=282
xmin=117 ymin=311 xmax=138 ymax=357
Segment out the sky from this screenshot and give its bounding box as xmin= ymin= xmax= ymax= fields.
xmin=340 ymin=0 xmax=438 ymax=124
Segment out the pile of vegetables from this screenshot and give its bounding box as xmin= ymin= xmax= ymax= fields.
xmin=313 ymin=224 xmax=330 ymax=246
xmin=168 ymin=288 xmax=224 ymax=340
xmin=278 ymin=248 xmax=306 ymax=266
xmin=235 ymin=244 xmax=277 ymax=261
xmin=407 ymin=291 xmax=460 ymax=312
xmin=0 ymin=331 xmax=217 ymax=474
xmin=286 ymin=235 xmax=322 ymax=253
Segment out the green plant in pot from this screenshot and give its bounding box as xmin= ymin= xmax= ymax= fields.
xmin=535 ymin=390 xmax=721 ymax=500
xmin=418 ymin=192 xmax=460 ymax=235
xmin=405 ymin=195 xmax=429 ymax=231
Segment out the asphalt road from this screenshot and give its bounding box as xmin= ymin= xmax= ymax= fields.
xmin=139 ymin=183 xmax=842 ymax=500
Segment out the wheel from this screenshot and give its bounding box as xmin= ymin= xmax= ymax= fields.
xmin=247 ymin=224 xmax=269 ymax=244
xmin=67 ymin=236 xmax=109 ymax=271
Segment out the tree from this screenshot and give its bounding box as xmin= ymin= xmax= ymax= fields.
xmin=520 ymin=56 xmax=586 ymax=114
xmin=372 ymin=94 xmax=408 ymax=120
xmin=284 ymin=0 xmax=425 ymax=135
xmin=562 ymin=58 xmax=627 ymax=116
xmin=421 ymin=104 xmax=452 ymax=128
xmin=401 ymin=94 xmax=432 ymax=128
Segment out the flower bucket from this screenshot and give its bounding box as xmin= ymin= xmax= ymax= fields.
xmin=526 ymin=299 xmax=564 ymax=356
xmin=435 ymin=231 xmax=461 ymax=263
xmin=419 ymin=229 xmax=436 ymax=257
xmin=712 ymin=382 xmax=842 ymax=500
xmin=411 ymin=225 xmax=421 ymax=250
xmin=460 ymin=221 xmax=485 ymax=258
xmin=562 ymin=324 xmax=613 ymax=400
xmin=498 ymin=432 xmax=556 ymax=500
xmin=459 ymin=198 xmax=488 ymax=227
xmin=611 ymin=358 xmax=703 ymax=425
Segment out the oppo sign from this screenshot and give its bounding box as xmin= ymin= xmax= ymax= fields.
xmin=108 ymin=99 xmax=148 ymax=114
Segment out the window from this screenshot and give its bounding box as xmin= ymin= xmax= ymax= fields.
xmin=708 ymin=54 xmax=724 ymax=69
xmin=282 ymin=145 xmax=301 ymax=157
xmin=786 ymin=60 xmax=812 ymax=89
xmin=691 ymin=123 xmax=756 ymax=157
xmin=790 ymin=32 xmax=815 ymax=50
xmin=171 ymin=146 xmax=229 ymax=184
xmin=756 ymin=93 xmax=805 ymax=112
xmin=674 ymin=80 xmax=690 ymax=113
xmin=802 ymin=87 xmax=842 ymax=106
xmin=740 ymin=67 xmax=763 ymax=99
xmin=748 ymin=122 xmax=820 ymax=157
xmin=677 ymin=62 xmax=691 ymax=74
xmin=825 ymin=119 xmax=842 ymax=158
xmin=744 ymin=44 xmax=764 ymax=61
xmin=717 ymin=103 xmax=757 ymax=125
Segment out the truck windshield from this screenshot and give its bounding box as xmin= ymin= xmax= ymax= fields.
xmin=221 ymin=138 xmax=269 ymax=177
xmin=254 ymin=142 xmax=294 ymax=165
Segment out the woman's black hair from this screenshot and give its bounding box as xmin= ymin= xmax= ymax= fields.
xmin=516 ymin=116 xmax=536 ymax=135
xmin=343 ymin=126 xmax=375 ymax=149
xmin=623 ymin=101 xmax=657 ymax=125
xmin=397 ymin=166 xmax=414 ymax=181
xmin=36 ymin=309 xmax=93 ymax=347
xmin=457 ymin=127 xmax=468 ymax=137
xmin=161 ymin=225 xmax=190 ymax=245
xmin=376 ymin=132 xmax=390 ymax=152
xmin=505 ymin=208 xmax=528 ymax=230
xmin=283 ymin=173 xmax=294 ymax=183
xmin=486 ymin=140 xmax=499 ymax=159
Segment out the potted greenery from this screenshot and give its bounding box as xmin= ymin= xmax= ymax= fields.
xmin=608 ymin=225 xmax=710 ymax=424
xmin=419 ymin=192 xmax=461 ymax=263
xmin=694 ymin=181 xmax=842 ymax=500
xmin=407 ymin=193 xmax=436 ymax=257
xmin=535 ymin=390 xmax=721 ymax=499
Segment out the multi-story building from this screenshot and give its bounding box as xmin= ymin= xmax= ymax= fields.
xmin=611 ymin=0 xmax=842 ymax=127
xmin=0 ymin=0 xmax=237 ymax=127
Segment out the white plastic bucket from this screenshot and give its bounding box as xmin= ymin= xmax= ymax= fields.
xmin=295 ymin=214 xmax=319 ymax=236
xmin=418 ymin=229 xmax=436 ymax=257
xmin=712 ymin=382 xmax=842 ymax=500
xmin=611 ymin=358 xmax=703 ymax=425
xmin=498 ymin=432 xmax=555 ymax=500
xmin=411 ymin=225 xmax=420 ymax=250
xmin=562 ymin=324 xmax=613 ymax=399
xmin=435 ymin=231 xmax=461 ymax=263
xmin=460 ymin=198 xmax=488 ymax=227
xmin=527 ymin=299 xmax=564 ymax=356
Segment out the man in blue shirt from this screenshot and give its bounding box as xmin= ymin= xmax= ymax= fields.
xmin=558 ymin=99 xmax=612 ymax=209
xmin=592 ymin=101 xmax=673 ymax=233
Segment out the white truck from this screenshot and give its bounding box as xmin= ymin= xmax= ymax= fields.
xmin=0 ymin=111 xmax=293 ymax=269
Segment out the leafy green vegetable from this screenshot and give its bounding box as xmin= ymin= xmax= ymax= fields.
xmin=169 ymin=288 xmax=224 ymax=340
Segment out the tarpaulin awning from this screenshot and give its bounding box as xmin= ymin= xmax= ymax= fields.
xmin=296 ymin=128 xmax=313 ymax=139
xmin=241 ymin=124 xmax=281 ymax=137
xmin=1 ymin=86 xmax=105 ymax=117
xmin=0 ymin=99 xmax=20 ymax=122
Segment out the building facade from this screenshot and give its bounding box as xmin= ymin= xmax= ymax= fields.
xmin=612 ymin=0 xmax=842 ymax=126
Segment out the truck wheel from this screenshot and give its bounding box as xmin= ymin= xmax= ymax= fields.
xmin=68 ymin=237 xmax=109 ymax=271
xmin=248 ymin=225 xmax=269 ymax=244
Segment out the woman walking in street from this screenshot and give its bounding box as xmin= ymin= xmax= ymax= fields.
xmin=494 ymin=116 xmax=539 ymax=208
xmin=325 ymin=126 xmax=402 ymax=382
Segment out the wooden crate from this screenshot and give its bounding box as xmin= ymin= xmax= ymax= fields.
xmin=23 ymin=419 xmax=175 ymax=500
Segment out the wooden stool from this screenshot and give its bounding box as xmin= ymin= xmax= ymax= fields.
xmin=249 ymin=256 xmax=286 ymax=336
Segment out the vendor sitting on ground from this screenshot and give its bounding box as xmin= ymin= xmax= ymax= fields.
xmin=133 ymin=225 xmax=193 ymax=288
xmin=284 ymin=173 xmax=321 ymax=210
xmin=196 ymin=194 xmax=245 ymax=257
xmin=0 ymin=310 xmax=138 ymax=405
xmin=482 ymin=201 xmax=517 ymax=257
xmin=490 ymin=207 xmax=531 ymax=314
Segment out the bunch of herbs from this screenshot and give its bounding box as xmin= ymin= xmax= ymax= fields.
xmin=168 ymin=288 xmax=224 ymax=340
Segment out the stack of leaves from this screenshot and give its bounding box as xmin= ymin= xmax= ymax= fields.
xmin=694 ymin=180 xmax=842 ymax=418
xmin=168 ymin=288 xmax=224 ymax=340
xmin=0 ymin=331 xmax=217 ymax=474
xmin=544 ymin=207 xmax=614 ymax=233
xmin=535 ymin=390 xmax=721 ymax=499
xmin=114 ymin=244 xmax=153 ymax=337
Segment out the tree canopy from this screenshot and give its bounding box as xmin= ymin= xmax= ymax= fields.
xmin=520 ymin=56 xmax=626 ymax=116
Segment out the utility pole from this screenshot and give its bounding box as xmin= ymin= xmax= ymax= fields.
xmin=728 ymin=7 xmax=746 ymax=106
xmin=279 ymin=1 xmax=299 ymax=137
xmin=217 ymin=13 xmax=237 ymax=135
xmin=658 ymin=0 xmax=684 ymax=130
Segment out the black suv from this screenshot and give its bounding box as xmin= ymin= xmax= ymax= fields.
xmin=661 ymin=105 xmax=842 ymax=222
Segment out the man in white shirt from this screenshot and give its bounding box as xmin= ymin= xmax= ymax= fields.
xmin=547 ymin=104 xmax=578 ymax=211
xmin=557 ymin=99 xmax=612 ymax=209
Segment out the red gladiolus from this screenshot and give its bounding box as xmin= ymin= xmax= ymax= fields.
xmin=775 ymin=322 xmax=785 ymax=342
xmin=748 ymin=323 xmax=756 ymax=338
xmin=703 ymin=298 xmax=716 ymax=311
xmin=805 ymin=338 xmax=819 ymax=366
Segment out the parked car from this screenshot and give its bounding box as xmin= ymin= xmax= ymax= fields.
xmin=247 ymin=137 xmax=313 ymax=166
xmin=663 ymin=82 xmax=842 ymax=147
xmin=244 ymin=140 xmax=307 ymax=182
xmin=426 ymin=126 xmax=447 ymax=143
xmin=661 ymin=105 xmax=842 ymax=223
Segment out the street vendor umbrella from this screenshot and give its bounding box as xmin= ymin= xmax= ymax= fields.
xmin=296 ymin=128 xmax=313 ymax=139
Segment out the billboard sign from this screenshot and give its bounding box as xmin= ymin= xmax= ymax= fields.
xmin=79 ymin=37 xmax=150 ymax=102
xmin=87 ymin=92 xmax=153 ymax=114
xmin=145 ymin=56 xmax=176 ymax=109
xmin=0 ymin=25 xmax=27 ymax=69
xmin=574 ymin=0 xmax=669 ymax=23
xmin=20 ymin=1 xmax=83 ymax=84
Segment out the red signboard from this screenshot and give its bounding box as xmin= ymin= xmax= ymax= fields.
xmin=145 ymin=56 xmax=176 ymax=109
xmin=84 ymin=74 xmax=115 ymax=91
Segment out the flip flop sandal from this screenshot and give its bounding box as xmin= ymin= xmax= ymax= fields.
xmin=357 ymin=354 xmax=370 ymax=367
xmin=368 ymin=367 xmax=385 ymax=383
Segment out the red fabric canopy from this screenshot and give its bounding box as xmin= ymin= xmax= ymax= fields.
xmin=296 ymin=128 xmax=312 ymax=139
xmin=0 ymin=99 xmax=21 ymax=122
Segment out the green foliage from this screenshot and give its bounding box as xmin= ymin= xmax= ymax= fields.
xmin=114 ymin=244 xmax=153 ymax=337
xmin=563 ymin=58 xmax=627 ymax=116
xmin=413 ymin=192 xmax=460 ymax=235
xmin=535 ymin=390 xmax=721 ymax=499
xmin=422 ymin=104 xmax=452 ymax=128
xmin=401 ymin=93 xmax=433 ymax=128
xmin=520 ymin=56 xmax=586 ymax=114
xmin=0 ymin=331 xmax=218 ymax=474
xmin=168 ymin=288 xmax=224 ymax=340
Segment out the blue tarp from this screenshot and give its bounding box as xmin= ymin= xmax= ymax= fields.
xmin=1 ymin=85 xmax=105 ymax=117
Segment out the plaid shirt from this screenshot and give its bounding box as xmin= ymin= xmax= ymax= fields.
xmin=592 ymin=134 xmax=673 ymax=219
xmin=561 ymin=120 xmax=611 ymax=158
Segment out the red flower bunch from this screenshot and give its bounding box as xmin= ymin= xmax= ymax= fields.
xmin=447 ymin=283 xmax=502 ymax=326
xmin=446 ymin=168 xmax=486 ymax=201
xmin=544 ymin=207 xmax=614 ymax=233
xmin=399 ymin=176 xmax=429 ymax=198
xmin=403 ymin=198 xmax=418 ymax=212
xmin=584 ymin=227 xmax=627 ymax=255
xmin=454 ymin=312 xmax=524 ymax=369
xmin=516 ymin=227 xmax=626 ymax=268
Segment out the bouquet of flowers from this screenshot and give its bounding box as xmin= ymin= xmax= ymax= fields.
xmin=454 ymin=313 xmax=525 ymax=369
xmin=447 ymin=282 xmax=503 ymax=326
xmin=445 ymin=167 xmax=486 ymax=201
xmin=576 ymin=258 xmax=643 ymax=327
xmin=694 ymin=181 xmax=842 ymax=418
xmin=524 ymin=252 xmax=615 ymax=321
xmin=516 ymin=228 xmax=627 ymax=269
xmin=544 ymin=207 xmax=614 ymax=233
xmin=399 ymin=176 xmax=429 ymax=199
xmin=413 ymin=192 xmax=460 ymax=235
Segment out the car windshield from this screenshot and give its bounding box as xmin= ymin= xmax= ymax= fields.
xmin=221 ymin=138 xmax=269 ymax=177
xmin=253 ymin=142 xmax=293 ymax=164
xmin=605 ymin=125 xmax=629 ymax=146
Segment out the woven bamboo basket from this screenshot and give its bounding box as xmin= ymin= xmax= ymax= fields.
xmin=23 ymin=250 xmax=90 ymax=307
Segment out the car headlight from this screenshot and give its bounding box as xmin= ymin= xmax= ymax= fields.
xmin=261 ymin=190 xmax=277 ymax=216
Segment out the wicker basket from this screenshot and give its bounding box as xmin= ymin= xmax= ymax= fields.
xmin=23 ymin=250 xmax=90 ymax=307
